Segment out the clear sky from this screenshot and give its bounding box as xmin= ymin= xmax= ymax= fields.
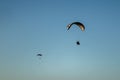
xmin=0 ymin=0 xmax=120 ymax=80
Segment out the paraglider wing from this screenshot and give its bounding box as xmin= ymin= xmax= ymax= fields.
xmin=37 ymin=54 xmax=42 ymax=56
xmin=67 ymin=22 xmax=85 ymax=31
xmin=67 ymin=24 xmax=72 ymax=30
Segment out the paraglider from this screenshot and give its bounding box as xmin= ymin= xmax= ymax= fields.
xmin=67 ymin=22 xmax=85 ymax=31
xmin=37 ymin=54 xmax=42 ymax=56
xmin=67 ymin=22 xmax=85 ymax=45
xmin=37 ymin=53 xmax=42 ymax=60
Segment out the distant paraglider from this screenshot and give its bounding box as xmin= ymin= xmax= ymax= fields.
xmin=37 ymin=54 xmax=42 ymax=56
xmin=37 ymin=53 xmax=42 ymax=59
xmin=67 ymin=22 xmax=85 ymax=45
xmin=67 ymin=22 xmax=85 ymax=31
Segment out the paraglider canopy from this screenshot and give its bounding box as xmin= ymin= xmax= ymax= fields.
xmin=67 ymin=22 xmax=85 ymax=31
xmin=37 ymin=54 xmax=42 ymax=56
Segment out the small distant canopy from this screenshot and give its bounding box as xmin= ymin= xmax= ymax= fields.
xmin=67 ymin=22 xmax=85 ymax=31
xmin=37 ymin=54 xmax=42 ymax=56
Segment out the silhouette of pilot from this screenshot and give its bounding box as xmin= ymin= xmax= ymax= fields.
xmin=76 ymin=41 xmax=80 ymax=45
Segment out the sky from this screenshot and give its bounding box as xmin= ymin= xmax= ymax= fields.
xmin=0 ymin=0 xmax=120 ymax=80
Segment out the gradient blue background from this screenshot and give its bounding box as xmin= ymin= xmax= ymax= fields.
xmin=0 ymin=0 xmax=120 ymax=80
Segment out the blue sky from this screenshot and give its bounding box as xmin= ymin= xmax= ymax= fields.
xmin=0 ymin=0 xmax=120 ymax=80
